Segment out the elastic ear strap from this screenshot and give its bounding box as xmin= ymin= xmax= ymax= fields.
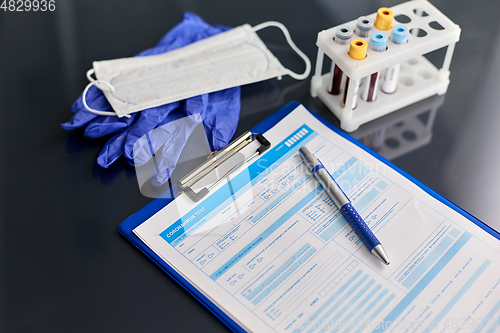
xmin=252 ymin=21 xmax=311 ymax=80
xmin=86 ymin=68 xmax=96 ymax=82
xmin=81 ymin=80 xmax=125 ymax=117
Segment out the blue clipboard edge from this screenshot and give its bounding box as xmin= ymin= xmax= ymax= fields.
xmin=118 ymin=101 xmax=500 ymax=333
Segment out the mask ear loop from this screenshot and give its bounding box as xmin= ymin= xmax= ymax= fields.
xmin=82 ymin=69 xmax=129 ymax=117
xmin=252 ymin=21 xmax=311 ymax=80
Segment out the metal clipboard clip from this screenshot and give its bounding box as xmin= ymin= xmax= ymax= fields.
xmin=178 ymin=131 xmax=270 ymax=202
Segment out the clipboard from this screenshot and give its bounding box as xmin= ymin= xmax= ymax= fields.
xmin=118 ymin=101 xmax=500 ymax=333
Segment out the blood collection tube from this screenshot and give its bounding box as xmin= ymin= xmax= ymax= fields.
xmin=381 ymin=25 xmax=409 ymax=94
xmin=391 ymin=25 xmax=409 ymax=44
xmin=328 ymin=25 xmax=353 ymax=95
xmin=374 ymin=7 xmax=394 ymax=31
xmin=343 ymin=39 xmax=367 ymax=109
xmin=355 ymin=16 xmax=374 ymax=37
xmin=361 ymin=32 xmax=388 ymax=102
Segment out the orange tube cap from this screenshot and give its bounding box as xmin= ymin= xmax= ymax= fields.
xmin=349 ymin=39 xmax=367 ymax=60
xmin=374 ymin=7 xmax=394 ymax=31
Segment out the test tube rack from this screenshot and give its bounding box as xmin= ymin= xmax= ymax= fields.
xmin=310 ymin=0 xmax=460 ymax=132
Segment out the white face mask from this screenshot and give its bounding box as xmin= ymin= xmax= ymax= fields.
xmin=82 ymin=21 xmax=311 ymax=118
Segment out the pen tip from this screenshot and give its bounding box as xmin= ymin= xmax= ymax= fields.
xmin=372 ymin=245 xmax=390 ymax=265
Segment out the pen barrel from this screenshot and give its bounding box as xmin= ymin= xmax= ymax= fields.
xmin=340 ymin=203 xmax=380 ymax=251
xmin=314 ymin=169 xmax=350 ymax=207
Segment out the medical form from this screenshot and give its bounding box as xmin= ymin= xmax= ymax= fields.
xmin=134 ymin=105 xmax=500 ymax=332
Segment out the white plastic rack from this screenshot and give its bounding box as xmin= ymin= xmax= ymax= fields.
xmin=310 ymin=0 xmax=460 ymax=132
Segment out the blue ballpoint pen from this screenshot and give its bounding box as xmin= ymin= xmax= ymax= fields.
xmin=299 ymin=146 xmax=390 ymax=265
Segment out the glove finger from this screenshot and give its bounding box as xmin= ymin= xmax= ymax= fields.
xmin=61 ymin=110 xmax=99 ymax=130
xmin=140 ymin=94 xmax=207 ymax=167
xmin=96 ymin=129 xmax=130 ymax=168
xmin=150 ymin=113 xmax=203 ymax=186
xmin=203 ymin=87 xmax=241 ymax=151
xmin=184 ymin=94 xmax=208 ymax=117
xmin=62 ymin=85 xmax=113 ymax=130
xmin=133 ymin=127 xmax=176 ymax=167
xmin=156 ymin=107 xmax=188 ymax=127
xmin=131 ymin=107 xmax=191 ymax=167
xmin=123 ymin=102 xmax=180 ymax=162
xmin=84 ymin=113 xmax=138 ymax=138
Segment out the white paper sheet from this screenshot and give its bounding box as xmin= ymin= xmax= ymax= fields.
xmin=134 ymin=105 xmax=500 ymax=332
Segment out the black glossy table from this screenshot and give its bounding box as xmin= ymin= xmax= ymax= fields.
xmin=2 ymin=0 xmax=499 ymax=332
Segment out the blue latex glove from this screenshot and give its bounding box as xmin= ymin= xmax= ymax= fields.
xmin=62 ymin=13 xmax=241 ymax=181
xmin=133 ymin=100 xmax=206 ymax=188
xmin=160 ymin=88 xmax=240 ymax=186
xmin=132 ymin=87 xmax=240 ymax=187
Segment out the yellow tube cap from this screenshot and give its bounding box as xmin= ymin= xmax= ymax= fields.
xmin=374 ymin=7 xmax=394 ymax=31
xmin=349 ymin=39 xmax=367 ymax=60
